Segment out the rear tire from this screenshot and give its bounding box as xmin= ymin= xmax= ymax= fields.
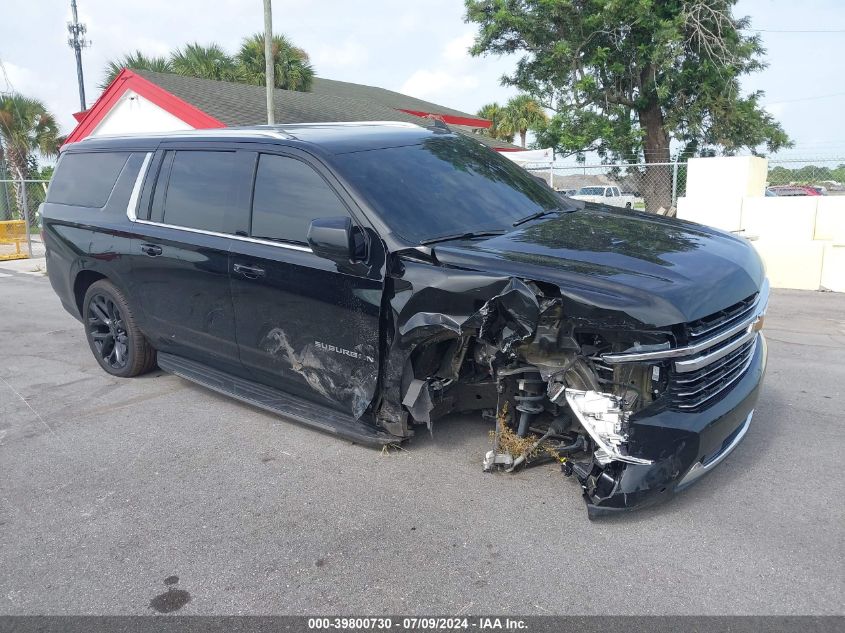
xmin=83 ymin=280 xmax=156 ymax=377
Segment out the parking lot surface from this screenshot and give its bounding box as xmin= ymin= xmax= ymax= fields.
xmin=1 ymin=264 xmax=842 ymax=615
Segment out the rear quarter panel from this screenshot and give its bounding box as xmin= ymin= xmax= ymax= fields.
xmin=43 ymin=151 xmax=147 ymax=320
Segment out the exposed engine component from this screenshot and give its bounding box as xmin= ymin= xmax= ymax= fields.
xmin=513 ymin=370 xmax=545 ymax=437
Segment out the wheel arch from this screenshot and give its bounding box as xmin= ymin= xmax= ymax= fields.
xmin=73 ymin=270 xmax=109 ymax=318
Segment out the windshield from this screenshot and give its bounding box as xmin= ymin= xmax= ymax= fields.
xmin=331 ymin=135 xmax=568 ymax=244
xmin=576 ymin=187 xmax=606 ymax=195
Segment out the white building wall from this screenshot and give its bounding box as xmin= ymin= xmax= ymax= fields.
xmin=90 ymin=90 xmax=194 ymax=137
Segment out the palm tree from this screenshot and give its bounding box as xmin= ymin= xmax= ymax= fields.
xmin=0 ymin=94 xmax=61 ymax=221
xmin=476 ymin=102 xmax=514 ymax=143
xmin=236 ymin=33 xmax=314 ymax=91
xmin=100 ymin=51 xmax=172 ymax=89
xmin=500 ymin=95 xmax=547 ymax=148
xmin=170 ymin=43 xmax=239 ymax=82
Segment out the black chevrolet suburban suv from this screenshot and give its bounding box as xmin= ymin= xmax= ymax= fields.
xmin=42 ymin=122 xmax=768 ymax=515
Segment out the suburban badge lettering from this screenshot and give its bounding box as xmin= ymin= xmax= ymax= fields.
xmin=315 ymin=340 xmax=374 ymax=363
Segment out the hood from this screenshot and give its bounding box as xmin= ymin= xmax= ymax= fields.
xmin=431 ymin=206 xmax=765 ymax=327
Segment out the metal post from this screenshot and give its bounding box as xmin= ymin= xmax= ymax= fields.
xmin=263 ymin=0 xmax=275 ymax=125
xmin=671 ymin=160 xmax=680 ymax=207
xmin=68 ymin=0 xmax=88 ymax=111
xmin=19 ymin=180 xmax=33 ymax=259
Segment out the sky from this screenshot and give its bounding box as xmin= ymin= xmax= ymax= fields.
xmin=1 ymin=0 xmax=844 ymax=161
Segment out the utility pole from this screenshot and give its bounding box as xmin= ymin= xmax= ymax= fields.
xmin=67 ymin=0 xmax=89 ymax=111
xmin=263 ymin=0 xmax=275 ymax=125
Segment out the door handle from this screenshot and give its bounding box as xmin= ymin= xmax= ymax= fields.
xmin=140 ymin=243 xmax=162 ymax=257
xmin=233 ymin=263 xmax=266 ymax=279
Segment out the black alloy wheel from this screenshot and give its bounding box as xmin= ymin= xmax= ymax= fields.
xmin=87 ymin=293 xmax=129 ymax=370
xmin=82 ymin=279 xmax=157 ymax=377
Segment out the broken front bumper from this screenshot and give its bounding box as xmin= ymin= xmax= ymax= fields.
xmin=580 ymin=334 xmax=767 ymax=517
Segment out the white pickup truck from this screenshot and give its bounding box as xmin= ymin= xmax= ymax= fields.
xmin=570 ymin=186 xmax=641 ymax=209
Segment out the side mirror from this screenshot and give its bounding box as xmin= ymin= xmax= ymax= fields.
xmin=307 ymin=217 xmax=365 ymax=263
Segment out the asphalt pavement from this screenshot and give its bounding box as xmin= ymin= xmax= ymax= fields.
xmin=0 ymin=263 xmax=842 ymax=615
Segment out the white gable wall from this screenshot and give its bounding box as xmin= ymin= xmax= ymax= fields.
xmin=90 ymin=90 xmax=194 ymax=137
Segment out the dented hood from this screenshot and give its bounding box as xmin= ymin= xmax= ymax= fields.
xmin=431 ymin=207 xmax=765 ymax=327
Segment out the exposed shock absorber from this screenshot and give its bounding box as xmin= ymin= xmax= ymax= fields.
xmin=514 ymin=370 xmax=545 ymax=437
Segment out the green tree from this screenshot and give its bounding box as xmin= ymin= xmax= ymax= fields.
xmin=0 ymin=94 xmax=61 ymax=222
xmin=465 ymin=0 xmax=791 ymax=211
xmin=100 ymin=34 xmax=314 ymax=92
xmin=100 ymin=51 xmax=172 ymax=88
xmin=476 ymin=102 xmax=514 ymax=142
xmin=500 ymin=94 xmax=547 ymax=148
xmin=236 ymin=33 xmax=315 ymax=91
xmin=170 ymin=43 xmax=239 ymax=82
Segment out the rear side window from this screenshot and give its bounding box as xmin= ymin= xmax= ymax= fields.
xmin=251 ymin=154 xmax=349 ymax=243
xmin=47 ymin=152 xmax=130 ymax=207
xmin=159 ymin=151 xmax=238 ymax=233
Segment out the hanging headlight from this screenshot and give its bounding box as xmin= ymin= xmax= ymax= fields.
xmin=550 ymin=386 xmax=653 ymax=466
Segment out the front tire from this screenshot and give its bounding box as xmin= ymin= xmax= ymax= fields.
xmin=83 ymin=280 xmax=156 ymax=377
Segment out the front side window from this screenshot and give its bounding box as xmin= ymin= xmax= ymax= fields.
xmin=251 ymin=154 xmax=348 ymax=244
xmin=160 ymin=151 xmax=238 ymax=233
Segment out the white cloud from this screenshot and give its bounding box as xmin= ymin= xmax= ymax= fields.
xmin=400 ymin=69 xmax=479 ymax=100
xmin=764 ymin=103 xmax=786 ymax=119
xmin=313 ymin=38 xmax=369 ymax=69
xmin=1 ymin=61 xmax=37 ymax=93
xmin=442 ymin=32 xmax=475 ymax=62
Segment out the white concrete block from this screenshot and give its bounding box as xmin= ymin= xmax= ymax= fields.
xmin=677 ymin=196 xmax=743 ymax=232
xmin=814 ymin=197 xmax=845 ymax=241
xmin=686 ymin=156 xmax=768 ymax=199
xmin=821 ymin=242 xmax=845 ymax=292
xmin=741 ymin=197 xmax=819 ymax=242
xmin=751 ymin=239 xmax=824 ymax=290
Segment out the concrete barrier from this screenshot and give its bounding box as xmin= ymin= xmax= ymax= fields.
xmin=677 ymin=196 xmax=743 ymax=232
xmin=751 ymin=239 xmax=825 ymax=291
xmin=677 ymin=155 xmax=844 ymax=292
xmin=741 ymin=197 xmax=819 ymax=242
xmin=821 ymin=242 xmax=845 ymax=292
xmin=815 ymin=197 xmax=845 ymax=241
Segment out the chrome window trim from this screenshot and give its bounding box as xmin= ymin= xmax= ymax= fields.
xmin=601 ymin=278 xmax=769 ymax=365
xmin=125 ymin=152 xmax=152 ymax=221
xmin=132 ymin=219 xmax=313 ymax=253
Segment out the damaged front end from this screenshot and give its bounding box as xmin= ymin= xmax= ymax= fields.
xmin=377 ymin=254 xmax=768 ymax=517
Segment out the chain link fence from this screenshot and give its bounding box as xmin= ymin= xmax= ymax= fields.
xmin=526 ymin=162 xmax=687 ymax=213
xmin=0 ymin=179 xmax=50 ymax=224
xmin=766 ymin=159 xmax=845 ymax=194
xmin=526 ymin=157 xmax=845 ymax=210
xmin=0 ymin=179 xmax=50 ymax=259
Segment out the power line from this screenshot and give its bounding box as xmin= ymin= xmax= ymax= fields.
xmin=764 ymin=91 xmax=845 ymax=105
xmin=742 ymin=28 xmax=845 ymax=33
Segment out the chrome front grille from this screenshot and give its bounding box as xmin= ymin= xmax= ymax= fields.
xmin=668 ymin=335 xmax=758 ymax=410
xmin=687 ymin=292 xmax=759 ymax=341
xmin=600 ymin=280 xmax=769 ymax=412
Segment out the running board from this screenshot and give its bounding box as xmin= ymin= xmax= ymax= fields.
xmin=157 ymin=352 xmax=398 ymax=447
